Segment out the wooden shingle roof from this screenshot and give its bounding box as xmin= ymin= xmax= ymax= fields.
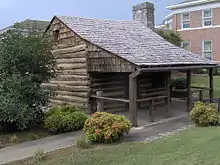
xmin=56 ymin=16 xmax=216 ymax=67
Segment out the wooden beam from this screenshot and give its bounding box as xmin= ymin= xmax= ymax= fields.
xmin=209 ymin=68 xmax=214 ymax=102
xmin=124 ymin=74 xmax=129 ymax=111
xmin=90 ymin=95 xmax=129 ymax=103
xmin=199 ymin=90 xmax=204 ymax=101
xmin=96 ymin=91 xmax=104 ymax=112
xmin=187 ymin=70 xmax=192 ymax=112
xmin=140 ymin=65 xmax=218 ymax=72
xmin=149 ymin=100 xmax=154 ymax=122
xmin=137 ymin=96 xmax=168 ymax=102
xmin=165 ymin=71 xmax=171 ymax=116
xmin=129 ymin=70 xmax=140 ymax=127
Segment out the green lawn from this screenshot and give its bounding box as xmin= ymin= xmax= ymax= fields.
xmin=10 ymin=127 xmax=220 ymax=165
xmin=192 ymin=75 xmax=220 ymax=98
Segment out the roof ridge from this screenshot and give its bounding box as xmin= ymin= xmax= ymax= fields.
xmin=56 ymin=15 xmax=139 ymax=23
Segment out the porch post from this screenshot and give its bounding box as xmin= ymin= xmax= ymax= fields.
xmin=129 ymin=70 xmax=140 ymax=127
xmin=165 ymin=71 xmax=171 ymax=116
xmin=187 ymin=70 xmax=192 ymax=112
xmin=209 ymin=68 xmax=214 ymax=102
xmin=124 ymin=74 xmax=129 ymax=111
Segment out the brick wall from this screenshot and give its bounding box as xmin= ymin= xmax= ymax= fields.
xmin=171 ymin=7 xmax=220 ymax=61
xmin=179 ymin=28 xmax=220 ymax=61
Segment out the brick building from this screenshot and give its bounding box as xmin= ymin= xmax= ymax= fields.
xmin=162 ymin=0 xmax=220 ymax=61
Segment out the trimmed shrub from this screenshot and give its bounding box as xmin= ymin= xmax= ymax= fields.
xmin=190 ymin=102 xmax=219 ymax=126
xmin=44 ymin=104 xmax=88 ymax=133
xmin=83 ymin=112 xmax=131 ymax=143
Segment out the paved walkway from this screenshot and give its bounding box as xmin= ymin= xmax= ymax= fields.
xmin=0 ymin=131 xmax=82 ymax=165
xmin=0 ymin=114 xmax=190 ymax=165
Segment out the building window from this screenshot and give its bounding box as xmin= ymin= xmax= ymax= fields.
xmin=203 ymin=9 xmax=212 ymax=26
xmin=168 ymin=23 xmax=172 ymax=30
xmin=181 ymin=41 xmax=191 ymax=51
xmin=181 ymin=12 xmax=190 ymax=29
xmin=203 ymin=40 xmax=213 ymax=60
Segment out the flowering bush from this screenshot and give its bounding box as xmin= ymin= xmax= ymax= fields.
xmin=83 ymin=112 xmax=131 ymax=143
xmin=190 ymin=102 xmax=219 ymax=126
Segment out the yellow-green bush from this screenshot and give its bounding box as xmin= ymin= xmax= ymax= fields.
xmin=83 ymin=112 xmax=131 ymax=143
xmin=44 ymin=104 xmax=88 ymax=133
xmin=190 ymin=102 xmax=219 ymax=126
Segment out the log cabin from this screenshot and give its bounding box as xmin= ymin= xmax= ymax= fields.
xmin=45 ymin=15 xmax=218 ymax=126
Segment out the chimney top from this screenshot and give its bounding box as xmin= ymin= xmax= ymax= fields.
xmin=132 ymin=2 xmax=154 ymax=11
xmin=132 ymin=2 xmax=155 ymax=30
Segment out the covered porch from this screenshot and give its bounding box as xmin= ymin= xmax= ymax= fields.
xmin=91 ymin=65 xmax=218 ymax=127
xmin=117 ymin=100 xmax=187 ymax=126
xmin=129 ymin=65 xmax=216 ymax=127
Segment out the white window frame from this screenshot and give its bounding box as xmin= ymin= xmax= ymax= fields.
xmin=181 ymin=12 xmax=190 ymax=29
xmin=202 ymin=40 xmax=213 ymax=60
xmin=202 ymin=9 xmax=213 ymax=27
xmin=181 ymin=41 xmax=191 ymax=51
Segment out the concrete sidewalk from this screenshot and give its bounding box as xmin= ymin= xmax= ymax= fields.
xmin=0 ymin=114 xmax=190 ymax=165
xmin=0 ymin=131 xmax=82 ymax=165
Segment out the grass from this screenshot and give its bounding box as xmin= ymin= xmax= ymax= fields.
xmin=8 ymin=127 xmax=220 ymax=165
xmin=0 ymin=125 xmax=50 ymax=149
xmin=192 ymin=75 xmax=220 ymax=98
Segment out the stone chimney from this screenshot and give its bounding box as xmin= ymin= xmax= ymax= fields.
xmin=133 ymin=2 xmax=155 ymax=30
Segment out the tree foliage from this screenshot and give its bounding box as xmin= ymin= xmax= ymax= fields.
xmin=156 ymin=29 xmax=182 ymax=47
xmin=0 ymin=29 xmax=56 ymax=130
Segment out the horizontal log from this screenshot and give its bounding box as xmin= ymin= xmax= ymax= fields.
xmin=57 ymin=69 xmax=88 ymax=75
xmin=103 ymin=91 xmax=124 ymax=97
xmin=92 ymin=81 xmax=124 ymax=87
xmin=139 ymin=90 xmax=167 ymax=97
xmin=49 ymin=99 xmax=86 ymax=108
xmin=91 ymin=91 xmax=124 ymax=96
xmin=144 ymin=88 xmax=166 ymax=93
xmin=90 ymin=95 xmax=129 ymax=103
xmin=54 ymin=95 xmax=88 ymax=103
xmin=96 ymin=87 xmax=124 ymax=92
xmin=139 ymin=83 xmax=152 ymax=87
xmin=57 ymin=63 xmax=87 ymax=70
xmin=56 ymin=91 xmax=88 ymax=97
xmin=55 ymin=51 xmax=87 ymax=59
xmin=50 ymin=80 xmax=89 ymax=86
xmin=90 ymin=78 xmax=125 ymax=83
xmin=104 ymin=103 xmax=125 ymax=109
xmin=43 ymin=84 xmax=90 ymax=92
xmin=52 ymin=44 xmax=87 ymax=55
xmin=56 ymin=75 xmax=88 ymax=81
xmin=137 ymin=96 xmax=168 ymax=102
xmin=56 ymin=58 xmax=87 ymax=64
xmin=105 ymin=108 xmax=126 ymax=113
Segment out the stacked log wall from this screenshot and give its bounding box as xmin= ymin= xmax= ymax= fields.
xmin=90 ymin=72 xmax=128 ymax=113
xmin=137 ymin=72 xmax=167 ymax=108
xmin=44 ymin=17 xmax=90 ymax=110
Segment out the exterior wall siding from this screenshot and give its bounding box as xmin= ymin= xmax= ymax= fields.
xmin=44 ymin=17 xmax=90 ymax=111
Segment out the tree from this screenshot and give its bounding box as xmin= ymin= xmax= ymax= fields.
xmin=0 ymin=29 xmax=56 ymax=130
xmin=156 ymin=29 xmax=182 ymax=47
